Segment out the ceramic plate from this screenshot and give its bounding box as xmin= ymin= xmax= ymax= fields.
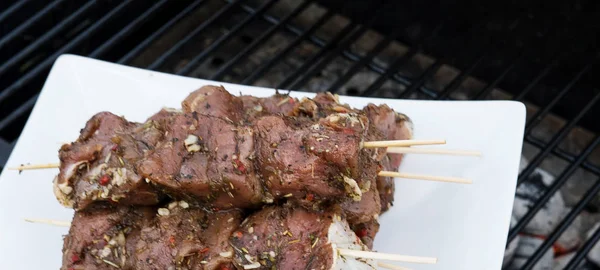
xmin=0 ymin=55 xmax=525 ymax=269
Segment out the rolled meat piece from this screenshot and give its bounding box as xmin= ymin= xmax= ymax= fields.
xmin=61 ymin=205 xmax=155 ymax=270
xmin=139 ymin=111 xmax=264 ymax=209
xmin=133 ymin=203 xmax=242 ymax=269
xmin=291 ymin=93 xmax=385 ymax=243
xmin=54 ymin=112 xmax=163 ymax=210
xmin=363 ymin=103 xmax=413 ymax=212
xmin=350 ymin=218 xmax=380 ymax=249
xmin=230 ymin=206 xmax=376 ymax=270
xmin=61 ymin=204 xmax=242 ymax=270
xmin=182 ymin=85 xmax=244 ymax=124
xmin=240 ymin=93 xmax=298 ymax=121
xmin=254 ymin=113 xmax=377 ymax=203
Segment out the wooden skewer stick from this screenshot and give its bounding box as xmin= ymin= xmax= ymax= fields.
xmin=337 ymin=248 xmax=437 ymax=264
xmin=378 ymin=262 xmax=412 ymax=270
xmin=387 ymin=147 xmax=481 ymax=156
xmin=8 ymin=163 xmax=60 ymax=170
xmin=24 ymin=218 xmax=70 ymax=227
xmin=379 ymin=171 xmax=472 ymax=184
xmin=8 ymin=140 xmax=447 ymax=171
xmin=362 ymin=139 xmax=446 ymax=148
xmin=22 ymin=219 xmax=428 ymax=268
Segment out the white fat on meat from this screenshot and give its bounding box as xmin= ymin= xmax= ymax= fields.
xmin=343 ymin=176 xmax=363 ymax=202
xmin=53 ymin=160 xmax=87 ymax=208
xmin=327 ymin=215 xmax=376 ymax=270
xmin=53 ymin=176 xmax=74 ymax=208
xmin=396 ymin=112 xmax=413 ymax=140
xmin=326 ymin=113 xmax=363 ymax=128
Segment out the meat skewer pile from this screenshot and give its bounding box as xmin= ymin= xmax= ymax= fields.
xmin=14 ymin=85 xmax=480 ymax=269
xmin=61 ymin=202 xmax=402 ymax=270
xmin=53 ymin=86 xmax=414 ymax=214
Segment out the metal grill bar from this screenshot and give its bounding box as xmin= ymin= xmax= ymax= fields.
xmin=241 ymin=11 xmax=334 ymax=85
xmin=286 ymin=24 xmax=371 ymax=90
xmin=118 ymin=0 xmax=207 ymax=64
xmin=146 ymin=0 xmax=240 ymax=70
xmin=0 ymin=137 xmax=12 ymax=167
xmin=283 ymin=2 xmax=389 ymax=91
xmin=514 ymin=55 xmax=561 ymax=101
xmin=524 ymin=135 xmax=600 ymax=176
xmin=517 ymin=83 xmax=598 ymax=186
xmin=241 ymin=2 xmax=444 ymax=97
xmin=523 ymin=64 xmax=592 ymax=134
xmin=522 ymin=175 xmax=600 ymax=269
xmin=565 ymin=223 xmax=600 ymax=269
xmin=176 ymin=0 xmax=279 ymax=76
xmin=436 ymin=54 xmax=485 ymax=99
xmin=356 ymin=22 xmax=444 ymax=96
xmin=276 ymin=22 xmax=356 ymax=89
xmin=0 ymin=0 xmax=30 ymax=25
xmin=473 ymin=53 xmax=522 ymax=99
xmin=398 ymin=60 xmax=444 ymax=98
xmin=0 ymin=93 xmax=37 ymax=132
xmin=508 ymin=134 xmax=600 ymax=242
xmin=361 ymin=49 xmax=419 ymax=97
xmin=325 ymin=22 xmax=441 ymax=97
xmin=89 ymin=0 xmax=170 ymax=58
xmin=0 ymin=1 xmax=133 ymax=115
xmin=210 ymin=0 xmax=313 ymax=81
xmin=324 ymin=29 xmax=400 ymax=94
xmin=0 ymin=0 xmax=65 ymax=50
xmin=0 ymin=1 xmax=96 ymax=76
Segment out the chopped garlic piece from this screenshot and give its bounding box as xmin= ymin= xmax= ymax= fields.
xmin=157 ymin=208 xmax=170 ymax=216
xmin=184 ymin=134 xmax=201 ymax=152
xmin=343 ymin=176 xmax=362 ymax=201
xmin=179 ymin=200 xmax=189 ymax=209
xmin=219 ymin=251 xmax=233 ymax=258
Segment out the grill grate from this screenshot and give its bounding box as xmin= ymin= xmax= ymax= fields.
xmin=0 ymin=1 xmax=599 ymax=269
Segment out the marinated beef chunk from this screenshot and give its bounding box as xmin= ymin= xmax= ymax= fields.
xmin=363 ymin=103 xmax=413 ymax=168
xmin=363 ymin=104 xmax=412 ymax=212
xmin=139 ymin=112 xmax=263 ymax=209
xmin=340 ymin=176 xmax=380 ymax=225
xmin=240 ymin=94 xmax=298 ymax=122
xmin=182 ymin=85 xmax=244 ymax=124
xmin=133 ymin=205 xmax=242 ymax=270
xmin=254 ymin=114 xmax=372 ymax=203
xmin=377 ymin=155 xmax=395 ymax=212
xmin=350 ymin=219 xmax=380 ymax=249
xmin=231 ymin=206 xmax=375 ymax=270
xmin=61 ymin=206 xmax=154 ymax=270
xmin=258 ymin=94 xmax=298 ymax=116
xmin=55 ymin=112 xmax=161 ymax=210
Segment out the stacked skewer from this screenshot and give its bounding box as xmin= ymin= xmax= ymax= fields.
xmin=11 ymin=85 xmax=480 ymax=270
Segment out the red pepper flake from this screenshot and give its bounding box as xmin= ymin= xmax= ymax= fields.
xmin=99 ymin=174 xmax=111 ymax=186
xmin=111 ymin=144 xmax=119 ymax=151
xmin=71 ymin=253 xmax=81 ymax=263
xmin=220 ymin=265 xmax=233 ymax=270
xmin=233 ymin=159 xmax=246 ymax=173
xmin=305 ymin=193 xmax=314 ymax=202
xmin=355 ymin=228 xmax=367 ymax=238
xmin=288 ymin=98 xmax=295 ymax=104
xmin=233 ymin=231 xmax=243 ymax=239
xmin=200 ymin=247 xmax=210 ymax=253
xmin=342 ymin=128 xmax=355 ymax=135
xmin=212 ymin=207 xmax=220 ymax=212
xmin=169 ymin=235 xmax=176 ymax=246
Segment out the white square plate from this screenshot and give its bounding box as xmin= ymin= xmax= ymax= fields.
xmin=0 ymin=55 xmax=525 ymax=269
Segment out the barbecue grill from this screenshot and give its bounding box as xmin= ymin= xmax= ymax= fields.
xmin=0 ymin=0 xmax=599 ymax=269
